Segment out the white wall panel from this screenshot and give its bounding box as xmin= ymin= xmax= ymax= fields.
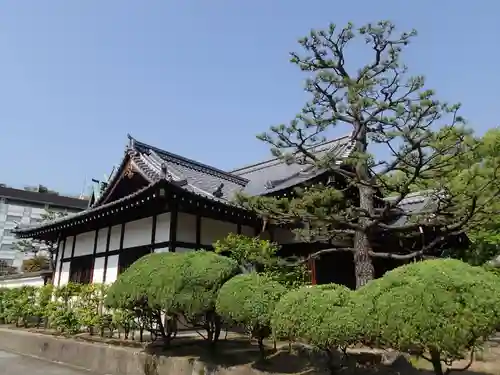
xmin=105 ymin=255 xmax=119 ymax=284
xmin=177 ymin=213 xmax=196 ymax=243
xmin=175 ymin=247 xmax=193 ymax=253
xmin=109 ymin=225 xmax=121 ymax=251
xmin=155 ymin=213 xmax=170 ymax=243
xmin=96 ymin=227 xmax=109 ymax=254
xmin=0 ymin=276 xmax=46 ymax=289
xmin=123 ymin=217 xmax=152 ymax=248
xmin=59 ymin=262 xmax=70 ymax=286
xmin=73 ymin=231 xmax=95 ymax=257
xmin=200 ymin=218 xmax=237 ymax=246
xmin=154 ymin=248 xmax=169 ymax=253
xmin=92 ymin=257 xmax=105 ymax=283
xmin=65 ymin=237 xmax=74 ymax=258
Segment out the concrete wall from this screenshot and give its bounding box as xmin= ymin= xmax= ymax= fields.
xmin=0 ymin=327 xmax=334 ymax=375
xmin=0 ymin=275 xmax=46 ymax=289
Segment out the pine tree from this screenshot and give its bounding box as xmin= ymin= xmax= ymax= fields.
xmin=238 ymin=21 xmax=500 ymax=288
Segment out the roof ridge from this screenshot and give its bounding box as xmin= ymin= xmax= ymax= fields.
xmin=128 ymin=135 xmax=248 ymax=185
xmin=230 ymin=133 xmax=354 ymax=175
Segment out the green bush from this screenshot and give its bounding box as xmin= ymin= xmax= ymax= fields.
xmin=214 ymin=234 xmax=309 ymax=288
xmin=272 ymin=285 xmax=347 ymax=343
xmin=105 ymin=250 xmax=240 ymax=343
xmin=356 ymin=259 xmax=500 ymax=375
xmin=216 ymin=273 xmax=286 ymax=354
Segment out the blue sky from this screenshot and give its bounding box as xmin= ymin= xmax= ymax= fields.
xmin=0 ymin=1 xmax=498 ymax=196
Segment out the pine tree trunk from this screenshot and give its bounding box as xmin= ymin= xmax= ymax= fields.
xmin=353 ymin=122 xmax=376 ymax=289
xmin=430 ymin=348 xmax=444 ymax=375
xmin=354 ymin=230 xmax=375 ymax=289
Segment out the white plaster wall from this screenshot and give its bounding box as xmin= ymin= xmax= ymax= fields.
xmin=155 ymin=212 xmax=171 ymax=243
xmin=200 ymin=218 xmax=237 ymax=246
xmin=96 ymin=227 xmax=109 ymax=254
xmin=92 ymin=257 xmax=105 ymax=283
xmin=123 ymin=217 xmax=152 ymax=248
xmin=65 ymin=237 xmax=74 ymax=258
xmin=0 ymin=276 xmax=45 ymax=289
xmin=241 ymin=225 xmax=254 ymax=237
xmin=273 ymin=227 xmax=297 ymax=244
xmin=73 ymin=231 xmax=95 ymax=257
xmin=177 ymin=213 xmax=196 ymax=243
xmin=105 ymin=255 xmax=119 ymax=284
xmin=108 ymin=225 xmax=121 ymax=251
xmin=59 ymin=262 xmax=70 ymax=286
xmin=175 ymin=247 xmax=193 ymax=253
xmin=155 ymin=247 xmax=169 ymax=253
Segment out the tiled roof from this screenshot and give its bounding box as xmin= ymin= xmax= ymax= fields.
xmin=231 ymin=134 xmax=355 ymax=196
xmin=131 ymin=136 xmax=247 ymax=202
xmin=385 ymin=191 xmax=435 ymax=227
xmin=14 ymin=134 xmax=357 ymax=236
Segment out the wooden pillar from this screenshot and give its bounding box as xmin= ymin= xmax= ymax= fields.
xmin=169 ymin=202 xmax=178 ymax=252
xmin=102 ymin=226 xmax=112 ymax=283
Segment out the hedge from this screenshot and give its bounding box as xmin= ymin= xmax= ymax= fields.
xmin=1 ymin=256 xmax=500 ymax=375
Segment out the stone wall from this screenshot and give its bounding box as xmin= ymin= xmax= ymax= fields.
xmin=0 ymin=327 xmax=330 ymax=375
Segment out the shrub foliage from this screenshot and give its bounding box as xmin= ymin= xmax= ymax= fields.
xmin=1 ymin=254 xmax=500 ymax=375
xmin=216 ymin=273 xmax=286 ymax=353
xmin=105 ymin=250 xmax=240 ymax=343
xmin=356 ymin=259 xmax=500 ymax=374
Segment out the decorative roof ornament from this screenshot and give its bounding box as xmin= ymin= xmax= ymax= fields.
xmin=124 ymin=162 xmax=135 ymax=179
xmin=264 ymin=180 xmax=275 ymax=190
xmin=213 ymin=183 xmax=224 ymax=198
xmin=160 ymin=162 xmax=170 ymax=180
xmin=126 ymin=133 xmax=135 ymax=150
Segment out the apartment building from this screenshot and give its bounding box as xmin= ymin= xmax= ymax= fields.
xmin=0 ymin=185 xmax=88 ymax=269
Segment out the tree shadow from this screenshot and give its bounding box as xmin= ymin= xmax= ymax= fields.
xmin=142 ymin=338 xmax=495 ymax=375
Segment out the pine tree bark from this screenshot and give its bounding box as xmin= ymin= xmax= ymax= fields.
xmin=353 ymin=230 xmax=375 ymax=288
xmin=353 ymin=123 xmax=376 ymax=289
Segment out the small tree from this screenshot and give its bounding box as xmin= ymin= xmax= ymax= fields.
xmin=237 ymin=20 xmax=500 ymax=288
xmin=272 ymin=285 xmax=352 ymax=343
xmin=14 ymin=209 xmax=68 ymax=271
xmin=105 ymin=251 xmax=240 ymax=344
xmin=22 ymin=255 xmax=50 ymax=272
xmin=216 ymin=273 xmax=287 ymax=356
xmin=356 ymin=259 xmax=500 ymax=375
xmin=214 ymin=234 xmax=309 ymax=288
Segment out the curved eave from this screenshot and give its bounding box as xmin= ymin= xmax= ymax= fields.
xmin=14 ymin=178 xmax=258 ymax=241
xmin=14 ymin=179 xmax=167 ymax=239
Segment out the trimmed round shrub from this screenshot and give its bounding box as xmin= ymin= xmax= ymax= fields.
xmin=271 ymin=284 xmax=356 ymax=350
xmin=216 ymin=273 xmax=286 ymax=343
xmin=356 ymin=259 xmax=500 ymax=374
xmin=106 ymin=251 xmax=240 ymax=317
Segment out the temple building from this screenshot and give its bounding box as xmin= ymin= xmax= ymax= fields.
xmin=14 ymin=134 xmax=467 ymax=289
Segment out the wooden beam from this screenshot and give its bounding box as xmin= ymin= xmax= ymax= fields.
xmin=151 ymin=214 xmax=157 ymax=252
xmin=90 ymin=229 xmax=99 ymax=282
xmin=169 ymin=203 xmax=178 ymax=252
xmin=195 ymin=213 xmax=201 ymax=248
xmin=52 ymin=237 xmax=62 ymax=285
xmin=102 ymin=226 xmax=112 ymax=283
xmin=57 ymin=237 xmax=67 ymax=287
